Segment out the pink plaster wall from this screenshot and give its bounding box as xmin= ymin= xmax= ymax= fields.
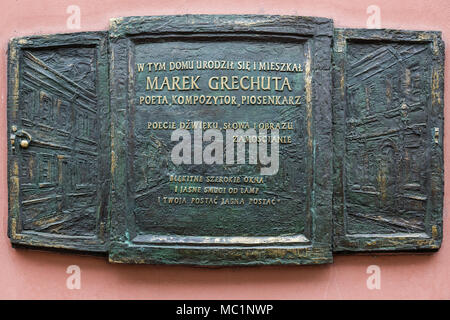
xmin=0 ymin=0 xmax=449 ymax=300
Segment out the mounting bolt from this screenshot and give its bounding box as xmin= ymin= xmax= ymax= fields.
xmin=20 ymin=140 xmax=29 ymax=148
xmin=434 ymin=127 xmax=439 ymax=144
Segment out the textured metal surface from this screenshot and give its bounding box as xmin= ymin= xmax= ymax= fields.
xmin=332 ymin=28 xmax=445 ymax=252
xmin=7 ymin=32 xmax=110 ymax=252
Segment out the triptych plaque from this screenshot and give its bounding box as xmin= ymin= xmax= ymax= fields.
xmin=7 ymin=15 xmax=444 ymax=265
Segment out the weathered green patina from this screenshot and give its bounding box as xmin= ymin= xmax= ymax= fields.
xmin=6 ymin=15 xmax=445 ymax=265
xmin=332 ymin=28 xmax=444 ymax=252
xmin=7 ymin=32 xmax=110 ymax=252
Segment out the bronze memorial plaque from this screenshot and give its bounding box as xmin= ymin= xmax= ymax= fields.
xmin=6 ymin=15 xmax=444 ymax=265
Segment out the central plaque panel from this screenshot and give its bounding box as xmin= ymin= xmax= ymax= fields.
xmin=109 ymin=15 xmax=333 ymax=265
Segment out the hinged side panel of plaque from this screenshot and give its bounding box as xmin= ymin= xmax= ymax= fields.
xmin=7 ymin=32 xmax=110 ymax=252
xmin=332 ymin=29 xmax=444 ymax=252
xmin=109 ymin=15 xmax=334 ymax=265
